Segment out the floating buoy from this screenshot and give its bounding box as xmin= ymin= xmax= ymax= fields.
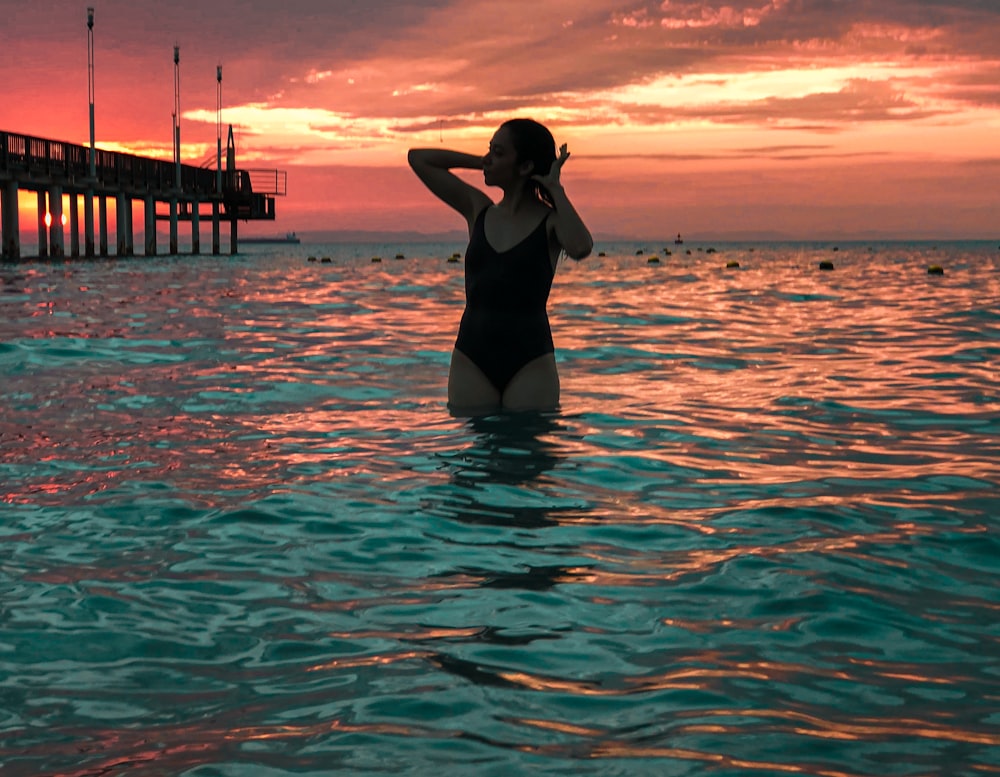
xmin=706 ymin=247 xmax=716 ymax=254
xmin=447 ymin=256 xmax=460 ymax=263
xmin=636 ymin=249 xmax=644 ymax=255
xmin=686 ymin=249 xmax=692 ymax=255
xmin=598 ymin=251 xmax=606 ymax=257
xmin=321 ymin=257 xmax=332 ymax=263
xmin=371 ymin=256 xmax=382 ymax=263
xmin=833 ymin=246 xmax=839 ymax=252
xmin=927 ymin=265 xmax=944 ymax=275
xmin=647 ymin=255 xmax=660 ymax=264
xmin=307 ymin=256 xmax=317 ymax=262
xmin=664 ymin=249 xmax=671 ymax=256
xmin=819 ymin=260 xmax=834 ymax=270
xmin=726 ymin=260 xmax=740 ymax=269
xmin=395 ymin=253 xmax=405 ymax=260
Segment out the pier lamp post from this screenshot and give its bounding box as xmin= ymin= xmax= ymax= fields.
xmin=87 ymin=7 xmax=95 ymax=177
xmin=85 ymin=6 xmax=96 ymax=256
xmin=216 ymin=65 xmax=222 ymax=194
xmin=173 ymin=45 xmax=181 ymax=189
xmin=213 ymin=64 xmax=222 ymax=255
xmin=170 ymin=44 xmax=181 ymax=254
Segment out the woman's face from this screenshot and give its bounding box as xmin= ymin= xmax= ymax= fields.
xmin=482 ymin=127 xmax=526 ymax=188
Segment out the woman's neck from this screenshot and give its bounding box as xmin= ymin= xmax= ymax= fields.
xmin=496 ymin=183 xmax=538 ymax=213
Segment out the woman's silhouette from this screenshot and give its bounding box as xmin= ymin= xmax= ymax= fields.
xmin=408 ymin=119 xmax=592 ymax=414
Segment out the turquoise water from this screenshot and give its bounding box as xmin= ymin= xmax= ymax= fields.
xmin=1 ymin=241 xmax=998 ymax=776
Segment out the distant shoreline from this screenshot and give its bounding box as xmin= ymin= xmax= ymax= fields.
xmin=272 ymin=230 xmax=998 ymax=245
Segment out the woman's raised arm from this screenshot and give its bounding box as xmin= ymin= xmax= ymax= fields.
xmin=408 ymin=149 xmax=492 ymax=227
xmin=533 ymin=144 xmax=593 ymax=260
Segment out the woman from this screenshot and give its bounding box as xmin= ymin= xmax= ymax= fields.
xmin=408 ymin=118 xmax=592 ymax=414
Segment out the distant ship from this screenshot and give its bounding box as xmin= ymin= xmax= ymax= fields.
xmin=674 ymin=233 xmax=684 ymax=244
xmin=242 ymin=232 xmax=301 ymax=245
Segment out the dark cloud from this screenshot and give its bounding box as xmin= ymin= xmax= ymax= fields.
xmin=1 ymin=0 xmax=456 ymax=127
xmin=351 ymin=0 xmax=999 ymax=130
xmin=3 ymin=0 xmax=451 ymax=56
xmin=928 ymin=64 xmax=1000 ymax=107
xmin=484 ymin=0 xmax=1000 ymax=113
xmin=2 ymin=0 xmax=998 ymax=139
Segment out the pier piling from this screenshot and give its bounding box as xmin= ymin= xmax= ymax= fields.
xmin=99 ymin=196 xmax=108 ymax=256
xmin=144 ymin=197 xmax=156 ymax=256
xmin=36 ymin=191 xmax=47 ymax=259
xmin=212 ymin=203 xmax=220 ymax=255
xmin=84 ymin=188 xmax=95 ymax=257
xmin=70 ymin=192 xmax=80 ymax=257
xmin=49 ymin=186 xmax=64 ymax=258
xmin=169 ymin=198 xmax=179 ymax=255
xmin=1 ymin=180 xmax=18 ymax=260
xmin=192 ymin=198 xmax=200 ymax=254
xmin=125 ymin=198 xmax=134 ymax=256
xmin=116 ymin=193 xmax=128 ymax=256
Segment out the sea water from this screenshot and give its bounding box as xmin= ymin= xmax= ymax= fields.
xmin=1 ymin=241 xmax=998 ymax=776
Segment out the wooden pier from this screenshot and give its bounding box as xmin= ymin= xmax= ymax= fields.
xmin=0 ymin=128 xmax=287 ymax=261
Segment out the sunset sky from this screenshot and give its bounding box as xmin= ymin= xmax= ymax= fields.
xmin=2 ymin=0 xmax=998 ymax=240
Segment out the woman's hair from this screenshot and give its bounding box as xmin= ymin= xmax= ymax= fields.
xmin=501 ymin=118 xmax=557 ymax=207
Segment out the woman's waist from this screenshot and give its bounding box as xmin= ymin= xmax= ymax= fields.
xmin=457 ymin=306 xmax=551 ymax=338
xmin=460 ymin=304 xmax=550 ymax=323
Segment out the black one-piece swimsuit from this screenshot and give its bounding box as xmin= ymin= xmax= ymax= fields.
xmin=455 ymin=207 xmax=555 ymax=392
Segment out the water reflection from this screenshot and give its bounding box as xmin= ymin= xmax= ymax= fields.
xmin=451 ymin=412 xmax=566 ymax=485
xmin=427 ymin=411 xmax=579 ymax=529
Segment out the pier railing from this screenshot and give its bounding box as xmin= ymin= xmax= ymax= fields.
xmin=245 ymin=169 xmax=288 ymax=196
xmin=0 ymin=129 xmax=280 ymax=199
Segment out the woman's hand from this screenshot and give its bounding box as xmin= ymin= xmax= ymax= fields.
xmin=531 ymin=143 xmax=570 ymax=192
